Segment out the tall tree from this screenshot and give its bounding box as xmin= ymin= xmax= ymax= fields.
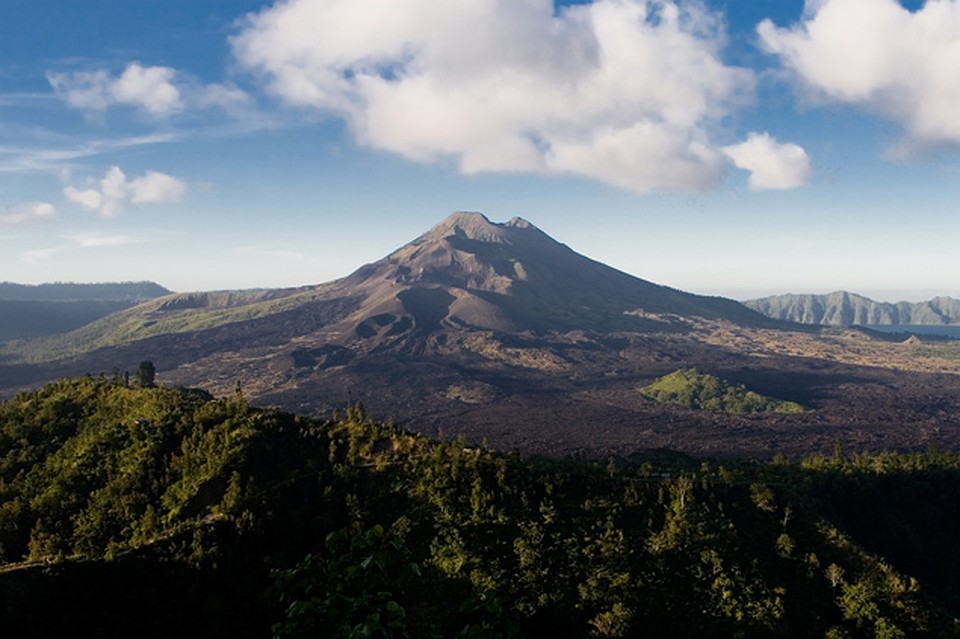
xmin=133 ymin=360 xmax=156 ymax=388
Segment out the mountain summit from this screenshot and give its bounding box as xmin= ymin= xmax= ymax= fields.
xmin=336 ymin=211 xmax=767 ymax=338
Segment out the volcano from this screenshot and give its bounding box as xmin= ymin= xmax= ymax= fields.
xmin=3 ymin=212 xmax=960 ymax=458
xmin=307 ymin=211 xmax=771 ymax=345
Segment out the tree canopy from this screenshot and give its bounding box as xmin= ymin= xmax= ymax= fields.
xmin=0 ymin=376 xmax=958 ymax=638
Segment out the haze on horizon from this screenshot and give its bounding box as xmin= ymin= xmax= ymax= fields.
xmin=1 ymin=0 xmax=958 ymax=304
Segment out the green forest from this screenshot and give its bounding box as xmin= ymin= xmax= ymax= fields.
xmin=1 ymin=375 xmax=960 ymax=638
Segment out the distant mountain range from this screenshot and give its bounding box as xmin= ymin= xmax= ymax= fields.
xmin=0 ymin=281 xmax=170 ymax=341
xmin=744 ymin=291 xmax=960 ymax=326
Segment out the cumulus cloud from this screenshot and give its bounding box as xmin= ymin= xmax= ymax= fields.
xmin=48 ymin=63 xmax=251 ymax=118
xmin=49 ymin=63 xmax=182 ymax=117
xmin=759 ymin=0 xmax=960 ymax=149
xmin=722 ymin=132 xmax=811 ymax=190
xmin=129 ymin=171 xmax=188 ymax=204
xmin=62 ymin=185 xmax=103 ymax=211
xmin=63 ymin=166 xmax=186 ymax=217
xmin=111 ymin=63 xmax=183 ymax=116
xmin=0 ymin=201 xmax=57 ymax=226
xmin=231 ymin=0 xmax=760 ymax=193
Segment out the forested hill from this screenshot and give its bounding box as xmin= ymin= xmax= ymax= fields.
xmin=744 ymin=291 xmax=960 ymax=326
xmin=2 ymin=376 xmax=960 ymax=637
xmin=0 ymin=281 xmax=170 ymax=341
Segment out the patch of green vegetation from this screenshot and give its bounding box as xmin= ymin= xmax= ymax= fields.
xmin=640 ymin=368 xmax=804 ymax=414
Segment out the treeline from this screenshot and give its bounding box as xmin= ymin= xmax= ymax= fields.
xmin=0 ymin=376 xmax=959 ymax=637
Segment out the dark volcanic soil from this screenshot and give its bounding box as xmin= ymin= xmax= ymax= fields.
xmin=3 ymin=317 xmax=959 ymax=461
xmin=239 ymin=324 xmax=960 ymax=460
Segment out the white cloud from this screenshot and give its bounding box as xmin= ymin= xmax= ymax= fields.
xmin=63 ymin=186 xmax=103 ymax=211
xmin=98 ymin=165 xmax=128 ymax=217
xmin=46 ymin=69 xmax=113 ymax=111
xmin=722 ymin=132 xmax=811 ymax=191
xmin=111 ymin=63 xmax=183 ymax=116
xmin=48 ymin=63 xmax=181 ymax=117
xmin=0 ymin=201 xmax=57 ymax=226
xmin=47 ymin=63 xmax=251 ymax=119
xmin=63 ymin=166 xmax=187 ymax=217
xmin=129 ymin=171 xmax=187 ymax=204
xmin=0 ymin=133 xmax=180 ymax=175
xmin=232 ymin=0 xmax=757 ymax=193
xmin=197 ymin=83 xmax=255 ymax=115
xmin=759 ymin=0 xmax=960 ymax=149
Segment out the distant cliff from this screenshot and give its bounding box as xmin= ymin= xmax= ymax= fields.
xmin=0 ymin=281 xmax=169 ymax=302
xmin=0 ymin=281 xmax=170 ymax=341
xmin=744 ymin=291 xmax=960 ymax=326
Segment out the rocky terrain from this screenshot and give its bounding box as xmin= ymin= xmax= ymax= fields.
xmin=2 ymin=213 xmax=959 ymax=459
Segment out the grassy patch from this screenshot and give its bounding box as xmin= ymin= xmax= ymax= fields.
xmin=640 ymin=368 xmax=804 ymax=414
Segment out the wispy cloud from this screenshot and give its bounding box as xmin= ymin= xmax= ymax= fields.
xmin=63 ymin=232 xmax=144 ymax=248
xmin=759 ymin=0 xmax=960 ymax=152
xmin=231 ymin=0 xmax=807 ymax=193
xmin=47 ymin=62 xmax=252 ymax=119
xmin=0 ymin=201 xmax=57 ymax=226
xmin=63 ymin=166 xmax=186 ymax=217
xmin=0 ymin=133 xmax=179 ymax=174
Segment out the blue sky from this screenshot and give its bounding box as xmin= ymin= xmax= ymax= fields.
xmin=2 ymin=0 xmax=958 ymax=302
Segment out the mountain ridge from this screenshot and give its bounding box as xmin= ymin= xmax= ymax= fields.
xmin=745 ymin=291 xmax=960 ymax=326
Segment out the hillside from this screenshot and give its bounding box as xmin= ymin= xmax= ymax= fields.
xmin=0 ymin=281 xmax=171 ymax=342
xmin=2 ymin=377 xmax=960 ymax=638
xmin=744 ymin=291 xmax=960 ymax=326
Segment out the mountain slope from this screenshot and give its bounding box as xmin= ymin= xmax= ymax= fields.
xmin=335 ymin=211 xmax=771 ymax=337
xmin=1 ymin=212 xmax=770 ymax=364
xmin=744 ymin=291 xmax=960 ymax=326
